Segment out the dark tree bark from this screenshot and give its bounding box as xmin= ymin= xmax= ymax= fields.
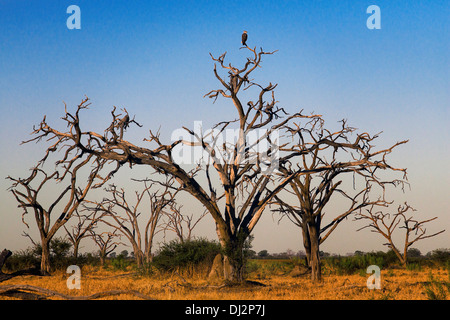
xmin=0 ymin=249 xmax=12 ymax=273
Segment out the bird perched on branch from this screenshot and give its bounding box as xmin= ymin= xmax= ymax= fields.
xmin=242 ymin=31 xmax=248 ymax=46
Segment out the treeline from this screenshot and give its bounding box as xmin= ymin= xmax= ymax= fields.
xmin=3 ymin=237 xmax=222 ymax=277
xmin=250 ymin=247 xmax=450 ymax=262
xmin=4 ymin=235 xmax=449 ymax=278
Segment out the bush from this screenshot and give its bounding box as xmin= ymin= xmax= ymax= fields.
xmin=3 ymin=248 xmax=40 ymax=272
xmin=324 ymin=252 xmax=385 ymax=275
xmin=152 ymin=238 xmax=221 ymax=276
xmin=109 ymin=254 xmax=133 ymax=271
xmin=4 ymin=238 xmax=102 ymax=273
xmin=427 ymin=249 xmax=450 ymax=264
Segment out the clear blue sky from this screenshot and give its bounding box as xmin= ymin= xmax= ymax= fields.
xmin=0 ymin=1 xmax=448 ymax=255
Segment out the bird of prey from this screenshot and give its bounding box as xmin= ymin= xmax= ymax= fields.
xmin=242 ymin=31 xmax=248 ymax=46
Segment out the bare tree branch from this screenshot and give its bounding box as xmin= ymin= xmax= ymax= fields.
xmin=355 ymin=202 xmax=445 ymax=265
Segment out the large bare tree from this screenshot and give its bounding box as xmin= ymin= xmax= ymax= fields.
xmin=7 ymin=154 xmax=102 ymax=275
xmin=19 ymin=46 xmax=323 ymax=282
xmin=273 ymin=117 xmax=408 ymax=281
xmin=355 ymin=202 xmax=445 ymax=266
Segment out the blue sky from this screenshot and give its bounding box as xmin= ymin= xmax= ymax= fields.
xmin=0 ymin=1 xmax=448 ymax=254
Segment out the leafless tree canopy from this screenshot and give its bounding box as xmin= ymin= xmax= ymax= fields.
xmin=355 ymin=202 xmax=445 ymax=265
xmin=272 ymin=115 xmax=408 ymax=280
xmin=64 ymin=209 xmax=99 ymax=258
xmin=7 ymin=154 xmax=102 ymax=274
xmin=161 ymin=203 xmax=207 ymax=244
xmin=14 ymin=44 xmax=416 ymax=283
xmin=21 ymin=46 xmax=323 ymax=282
xmin=85 ymin=177 xmax=178 ymax=266
xmin=90 ymin=229 xmax=122 ymax=266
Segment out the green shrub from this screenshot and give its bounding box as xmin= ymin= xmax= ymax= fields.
xmin=3 ymin=248 xmax=40 ymax=272
xmin=152 ymin=238 xmax=221 ymax=275
xmin=110 ymin=254 xmax=132 ymax=271
xmin=3 ymin=237 xmax=99 ymax=272
xmin=324 ymin=252 xmax=385 ymax=275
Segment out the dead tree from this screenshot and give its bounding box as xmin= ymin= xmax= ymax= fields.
xmin=161 ymin=203 xmax=207 ymax=243
xmin=87 ymin=177 xmax=177 ymax=266
xmin=355 ymin=203 xmax=445 ymax=266
xmin=90 ymin=230 xmax=122 ymax=266
xmin=273 ymin=117 xmax=408 ymax=281
xmin=20 ymin=47 xmax=320 ymax=283
xmin=64 ymin=210 xmax=100 ymax=259
xmin=7 ymin=154 xmax=102 ymax=275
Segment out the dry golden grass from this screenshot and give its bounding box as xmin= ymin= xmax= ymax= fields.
xmin=1 ymin=265 xmax=448 ymax=300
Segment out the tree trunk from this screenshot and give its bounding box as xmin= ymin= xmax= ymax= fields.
xmin=391 ymin=245 xmax=407 ymax=266
xmin=222 ymin=236 xmax=246 ymax=283
xmin=134 ymin=248 xmax=144 ymax=268
xmin=223 ymin=253 xmax=244 ymax=283
xmin=73 ymin=241 xmax=80 ymax=259
xmin=216 ymin=223 xmax=246 ymax=283
xmin=40 ymin=239 xmax=51 ymax=275
xmin=301 ymin=223 xmax=312 ymax=267
xmin=99 ymin=250 xmax=106 ymax=266
xmin=308 ymin=223 xmax=321 ymax=282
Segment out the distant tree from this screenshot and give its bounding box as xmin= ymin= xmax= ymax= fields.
xmin=119 ymin=250 xmax=129 ymax=258
xmin=246 ymin=250 xmax=257 ymax=259
xmin=90 ymin=230 xmax=122 ymax=266
xmin=88 ymin=177 xmax=178 ymax=267
xmin=296 ymin=250 xmax=306 ymax=258
xmin=64 ymin=210 xmax=100 ymax=259
xmin=356 ymin=202 xmax=445 ymax=266
xmin=8 ymin=153 xmax=102 ymax=275
xmin=50 ymin=237 xmax=72 ymax=258
xmin=273 ymin=116 xmax=408 ymax=281
xmin=407 ymin=248 xmax=422 ymax=258
xmin=258 ymin=250 xmax=269 ymax=258
xmin=161 ymin=203 xmax=207 ymax=244
xmin=426 ymin=249 xmax=450 ymax=263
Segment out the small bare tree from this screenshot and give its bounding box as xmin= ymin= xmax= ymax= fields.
xmin=356 ymin=203 xmax=445 ymax=266
xmin=90 ymin=229 xmax=122 ymax=266
xmin=161 ymin=203 xmax=207 ymax=243
xmin=88 ymin=178 xmax=177 ymax=266
xmin=7 ymin=154 xmax=102 ymax=275
xmin=64 ymin=210 xmax=100 ymax=259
